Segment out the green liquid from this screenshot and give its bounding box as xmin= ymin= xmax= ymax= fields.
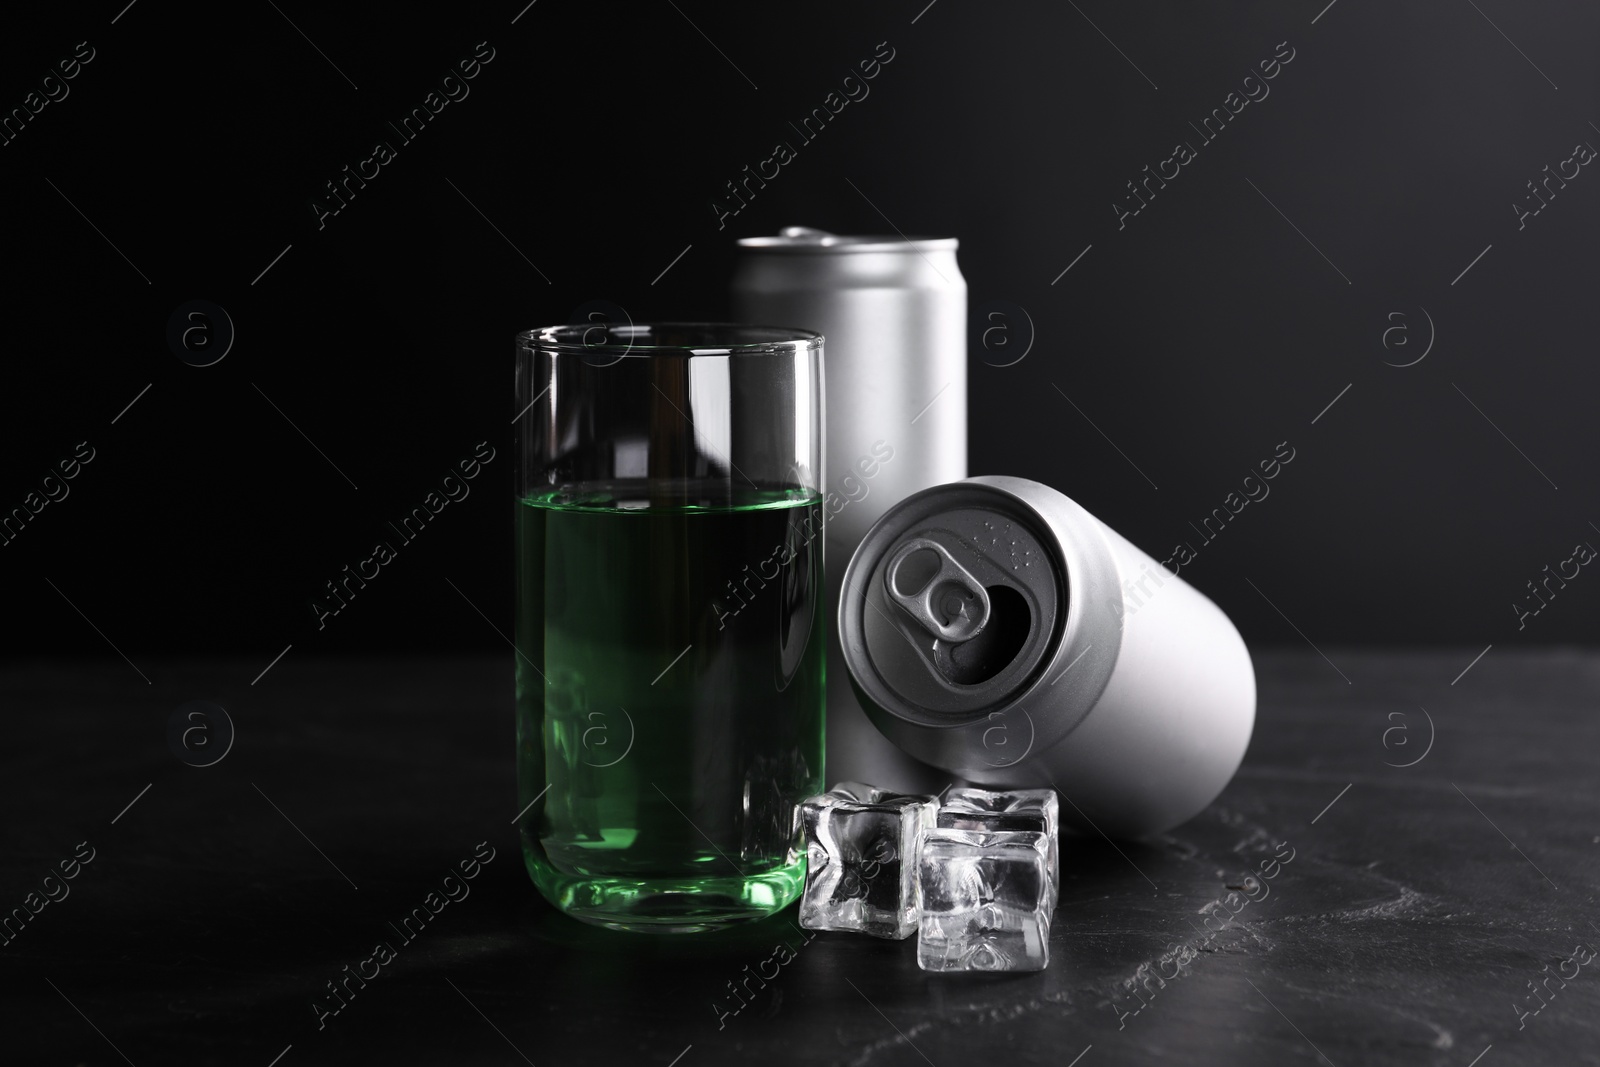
xmin=515 ymin=480 xmax=825 ymax=931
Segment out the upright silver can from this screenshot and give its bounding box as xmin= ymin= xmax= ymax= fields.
xmin=838 ymin=476 xmax=1257 ymax=838
xmin=732 ymin=227 xmax=966 ymax=792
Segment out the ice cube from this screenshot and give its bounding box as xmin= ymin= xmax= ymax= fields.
xmin=917 ymin=828 xmax=1051 ymax=973
xmin=799 ymin=782 xmax=938 ymax=939
xmin=937 ymin=786 xmax=1059 ymax=907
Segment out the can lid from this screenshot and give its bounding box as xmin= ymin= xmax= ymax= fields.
xmin=838 ymin=477 xmax=1123 ymax=780
xmin=737 ymin=226 xmax=958 ymax=253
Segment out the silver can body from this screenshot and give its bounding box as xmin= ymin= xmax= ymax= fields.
xmin=732 ymin=228 xmax=966 ymax=792
xmin=838 ymin=476 xmax=1257 ymax=838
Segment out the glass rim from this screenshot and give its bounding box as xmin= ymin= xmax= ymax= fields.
xmin=518 ymin=322 xmax=822 ymax=358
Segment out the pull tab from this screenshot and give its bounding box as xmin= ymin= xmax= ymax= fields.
xmin=884 ymin=538 xmax=991 ymax=643
xmin=779 ymin=226 xmax=834 ymax=239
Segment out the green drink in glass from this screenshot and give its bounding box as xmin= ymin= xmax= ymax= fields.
xmin=514 ymin=325 xmax=825 ymax=932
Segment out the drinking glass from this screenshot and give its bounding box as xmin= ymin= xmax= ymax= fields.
xmin=514 ymin=323 xmax=825 ymax=932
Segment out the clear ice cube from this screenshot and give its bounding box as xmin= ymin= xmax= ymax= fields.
xmin=799 ymin=782 xmax=938 ymax=939
xmin=937 ymin=786 xmax=1059 ymax=907
xmin=917 ymin=828 xmax=1052 ymax=973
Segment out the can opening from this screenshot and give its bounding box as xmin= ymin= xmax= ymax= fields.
xmin=935 ymin=585 xmax=1031 ymax=685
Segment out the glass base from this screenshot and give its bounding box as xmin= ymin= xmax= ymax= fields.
xmin=525 ymin=849 xmax=806 ymax=934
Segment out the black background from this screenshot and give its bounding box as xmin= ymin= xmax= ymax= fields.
xmin=4 ymin=0 xmax=1598 ymax=664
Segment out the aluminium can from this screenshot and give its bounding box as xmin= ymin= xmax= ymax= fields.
xmin=837 ymin=476 xmax=1257 ymax=838
xmin=732 ymin=227 xmax=966 ymax=792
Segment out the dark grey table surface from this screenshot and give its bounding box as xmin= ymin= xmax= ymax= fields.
xmin=4 ymin=649 xmax=1598 ymax=1066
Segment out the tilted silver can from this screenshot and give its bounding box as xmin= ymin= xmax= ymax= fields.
xmin=837 ymin=476 xmax=1256 ymax=838
xmin=732 ymin=227 xmax=966 ymax=792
